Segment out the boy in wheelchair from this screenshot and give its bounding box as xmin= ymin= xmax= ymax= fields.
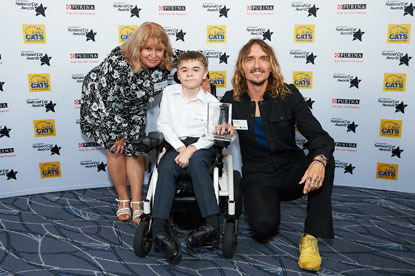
xmin=152 ymin=51 xmax=220 ymax=261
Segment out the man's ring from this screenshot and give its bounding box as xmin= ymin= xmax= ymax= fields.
xmin=313 ymin=179 xmax=317 ymax=184
xmin=307 ymin=177 xmax=312 ymax=182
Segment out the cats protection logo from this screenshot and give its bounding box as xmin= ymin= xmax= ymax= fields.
xmin=39 ymin=161 xmax=61 ymax=178
xmin=22 ymin=24 xmax=46 ymax=44
xmin=293 ymin=71 xmax=313 ymax=89
xmin=376 ymin=163 xmax=398 ymax=181
xmin=209 ymin=71 xmax=226 ymax=88
xmin=294 ymin=25 xmax=314 ymax=43
xmin=383 ymin=73 xmax=406 ymax=92
xmin=118 ymin=25 xmax=138 ymax=44
xmin=28 ymin=73 xmax=51 ymax=92
xmin=379 ymin=119 xmax=402 ymax=138
xmin=387 ymin=24 xmax=411 ymax=43
xmin=33 ymin=119 xmax=56 ymax=137
xmin=207 ymin=25 xmax=226 ymax=43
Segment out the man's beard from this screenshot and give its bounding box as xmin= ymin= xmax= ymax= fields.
xmin=247 ymin=79 xmax=267 ymax=86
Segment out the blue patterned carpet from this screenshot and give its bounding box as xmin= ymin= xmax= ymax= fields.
xmin=0 ymin=186 xmax=414 ymax=276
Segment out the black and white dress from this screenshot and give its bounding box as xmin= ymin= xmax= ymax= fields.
xmin=80 ymin=46 xmax=172 ymax=156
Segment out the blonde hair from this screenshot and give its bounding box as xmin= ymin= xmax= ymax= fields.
xmin=121 ymin=22 xmax=173 ymax=73
xmin=232 ymin=39 xmax=287 ymax=101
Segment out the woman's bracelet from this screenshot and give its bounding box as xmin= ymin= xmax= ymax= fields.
xmin=312 ymin=159 xmax=326 ymax=168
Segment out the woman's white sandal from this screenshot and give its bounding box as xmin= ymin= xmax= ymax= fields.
xmin=115 ymin=199 xmax=131 ymax=221
xmin=130 ymin=201 xmax=144 ymax=224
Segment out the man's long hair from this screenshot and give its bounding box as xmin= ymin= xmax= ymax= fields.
xmin=232 ymin=39 xmax=287 ymax=101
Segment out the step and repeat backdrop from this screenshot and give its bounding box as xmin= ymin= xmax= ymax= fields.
xmin=0 ymin=1 xmax=413 ymax=198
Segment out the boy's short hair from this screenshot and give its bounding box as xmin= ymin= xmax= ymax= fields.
xmin=177 ymin=51 xmax=208 ymax=69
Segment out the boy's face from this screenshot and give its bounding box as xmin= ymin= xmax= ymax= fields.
xmin=177 ymin=59 xmax=208 ymax=91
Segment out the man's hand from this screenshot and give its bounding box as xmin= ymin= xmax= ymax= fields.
xmin=175 ymin=145 xmax=196 ymax=168
xmin=201 ymin=78 xmax=211 ymax=94
xmin=214 ymin=123 xmax=234 ymax=136
xmin=299 ymin=155 xmax=327 ymax=194
xmin=109 ymin=137 xmax=125 ymax=156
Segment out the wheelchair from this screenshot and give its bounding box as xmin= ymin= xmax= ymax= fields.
xmin=132 ymin=131 xmax=242 ymax=259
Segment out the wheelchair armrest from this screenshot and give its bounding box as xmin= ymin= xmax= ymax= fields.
xmin=214 ymin=139 xmax=230 ymax=148
xmin=132 ymin=131 xmax=165 ymax=153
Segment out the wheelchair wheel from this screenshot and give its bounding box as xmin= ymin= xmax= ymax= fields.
xmin=222 ymin=221 xmax=236 ymax=258
xmin=233 ymin=170 xmax=242 ymax=217
xmin=133 ymin=220 xmax=152 ymax=257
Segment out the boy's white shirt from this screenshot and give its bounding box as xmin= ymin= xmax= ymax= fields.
xmin=157 ymin=83 xmax=219 ymax=151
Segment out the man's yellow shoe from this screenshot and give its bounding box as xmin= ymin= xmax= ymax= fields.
xmin=298 ymin=234 xmax=321 ymax=271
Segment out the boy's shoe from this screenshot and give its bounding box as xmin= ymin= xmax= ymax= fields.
xmin=185 ymin=223 xmax=219 ymax=248
xmin=154 ymin=225 xmax=181 ymax=262
xmin=298 ymin=234 xmax=321 ymax=272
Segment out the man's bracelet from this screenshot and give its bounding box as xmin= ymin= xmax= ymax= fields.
xmin=312 ymin=159 xmax=326 ymax=168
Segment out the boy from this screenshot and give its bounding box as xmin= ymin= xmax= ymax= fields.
xmin=152 ymin=51 xmax=220 ymax=262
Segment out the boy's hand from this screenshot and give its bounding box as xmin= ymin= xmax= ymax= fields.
xmin=175 ymin=145 xmax=196 ymax=168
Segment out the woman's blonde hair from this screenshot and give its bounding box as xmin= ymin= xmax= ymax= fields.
xmin=232 ymin=39 xmax=287 ymax=101
xmin=121 ymin=22 xmax=173 ymax=73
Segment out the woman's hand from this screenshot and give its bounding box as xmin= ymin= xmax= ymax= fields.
xmin=201 ymin=78 xmax=211 ymax=94
xmin=299 ymin=156 xmax=326 ymax=194
xmin=109 ymin=137 xmax=125 ymax=156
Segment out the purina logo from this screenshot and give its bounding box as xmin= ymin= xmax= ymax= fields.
xmin=28 ymin=73 xmax=51 ymax=92
xmin=246 ymin=27 xmax=273 ymax=41
xmin=0 ymin=169 xmax=18 ymax=180
xmin=158 ymin=5 xmax=186 ymax=15
xmin=379 ymin=119 xmax=402 ymax=138
xmin=337 ymin=4 xmax=367 ymax=10
xmin=333 ymin=74 xmax=361 ymax=89
xmin=68 ymin=26 xmax=96 ymax=42
xmin=246 ymin=4 xmax=275 ymax=15
xmin=80 ymin=160 xmax=107 ymax=172
xmin=39 ymin=161 xmax=61 ymax=178
xmin=118 ymin=25 xmax=138 ymax=44
xmin=374 ymin=143 xmax=404 ymax=158
xmin=382 ymin=51 xmax=412 ymax=66
xmin=294 ymin=25 xmax=314 ymax=43
xmin=387 ymin=24 xmax=411 ymax=43
xmin=291 ymin=3 xmax=319 ymax=17
xmin=70 ymin=53 xmax=99 ymax=64
xmin=65 ymin=4 xmax=96 ymax=15
xmin=330 ymin=118 xmax=358 ymax=133
xmin=0 ymin=103 xmax=9 ymax=113
xmin=385 ymin=1 xmax=414 ymax=16
xmin=202 ymin=3 xmax=230 ymax=18
xmin=293 ymin=71 xmax=312 ymax=89
xmin=202 ymin=50 xmax=229 ymax=64
xmin=335 ymin=142 xmax=358 ymax=153
xmin=335 ymin=26 xmax=364 ymax=41
xmin=335 ymin=161 xmax=355 ymax=174
xmin=164 ymin=27 xmax=186 ymax=42
xmin=0 ymin=148 xmax=15 ymax=158
xmin=207 ymin=25 xmax=226 ymax=43
xmin=331 ymin=98 xmax=360 ymax=110
xmin=290 ymin=50 xmax=317 ymax=64
xmin=376 ymin=163 xmax=398 ymax=181
xmin=383 ymin=73 xmax=406 ymax=92
xmin=209 ymin=71 xmax=226 ymax=88
xmin=74 ymin=99 xmax=81 ymax=109
xmin=33 ymin=119 xmax=56 ymax=137
xmin=22 ymin=24 xmax=46 ymax=44
xmin=378 ymin=98 xmax=407 ymax=113
xmin=78 ymin=142 xmax=105 ymax=152
xmin=26 ymin=99 xmax=56 ymax=112
xmin=334 ymin=52 xmax=364 ymax=63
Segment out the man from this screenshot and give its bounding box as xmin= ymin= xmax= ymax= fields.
xmin=222 ymin=39 xmax=335 ymax=272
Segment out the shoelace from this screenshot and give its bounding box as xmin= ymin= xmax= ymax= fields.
xmin=304 ymin=236 xmax=317 ymax=254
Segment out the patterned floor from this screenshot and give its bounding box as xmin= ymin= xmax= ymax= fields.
xmin=0 ymin=186 xmax=414 ymax=276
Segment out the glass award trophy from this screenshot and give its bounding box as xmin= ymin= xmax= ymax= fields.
xmin=207 ymin=102 xmax=233 ymax=142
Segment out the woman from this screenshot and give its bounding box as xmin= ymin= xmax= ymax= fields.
xmin=80 ymin=22 xmax=174 ymax=224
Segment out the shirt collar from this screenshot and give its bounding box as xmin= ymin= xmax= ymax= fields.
xmin=173 ymin=85 xmax=210 ymax=103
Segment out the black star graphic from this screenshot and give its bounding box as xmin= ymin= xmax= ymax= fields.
xmin=97 ymin=162 xmax=107 ymax=172
xmin=395 ymin=101 xmax=407 ymax=113
xmin=391 ymin=147 xmax=403 ymax=158
xmin=404 ymin=3 xmax=414 ymax=16
xmin=347 ymin=122 xmax=358 ymax=133
xmin=350 ymin=76 xmax=361 ymax=88
xmin=344 ymin=164 xmax=355 ymax=174
xmin=40 ymin=54 xmax=51 ymax=66
xmin=219 ymin=52 xmax=229 ymax=64
xmin=51 ymin=145 xmax=61 ymax=155
xmin=352 ymin=29 xmax=364 ymax=41
xmin=130 ymin=5 xmax=141 ymax=18
xmin=45 ymin=101 xmax=56 ymax=112
xmin=0 ymin=126 xmax=11 ymax=138
xmin=263 ymin=29 xmax=273 ymax=41
xmin=308 ymin=5 xmax=319 ymax=17
xmin=0 ymin=81 xmax=4 ymax=91
xmin=86 ymin=29 xmax=97 ymax=42
xmin=35 ymin=4 xmax=47 ymax=17
xmin=176 ymin=29 xmax=186 ymax=41
xmin=219 ymin=5 xmax=230 ymax=18
xmin=399 ymin=53 xmax=411 ymax=66
xmin=306 ymin=98 xmax=315 ymax=109
xmin=7 ymin=169 xmax=17 ymax=180
xmin=306 ymin=53 xmax=317 ymax=64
